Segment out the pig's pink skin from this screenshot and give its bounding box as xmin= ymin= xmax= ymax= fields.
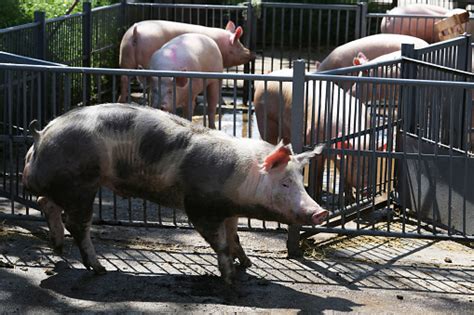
xmin=254 ymin=68 xmax=375 ymax=201
xmin=146 ymin=33 xmax=223 ymax=129
xmin=381 ymin=4 xmax=469 ymax=43
xmin=351 ymin=50 xmax=402 ymax=103
xmin=317 ymin=34 xmax=428 ymax=72
xmin=118 ymin=20 xmax=255 ymax=103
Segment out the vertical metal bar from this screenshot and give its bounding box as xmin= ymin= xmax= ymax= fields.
xmin=357 ymin=2 xmax=367 ymax=39
xmin=289 ymin=8 xmax=294 ymax=66
xmin=287 ymin=60 xmax=305 ymax=257
xmin=82 ymin=2 xmax=92 ymax=106
xmin=34 ymin=11 xmax=46 ymax=60
xmin=262 ymin=6 xmax=267 ymax=74
xmin=233 ymin=80 xmax=237 ymax=136
xmin=243 ymin=2 xmax=254 ymax=105
xmin=203 ymin=78 xmax=208 ymax=127
xmin=7 ymin=71 xmax=14 ymax=213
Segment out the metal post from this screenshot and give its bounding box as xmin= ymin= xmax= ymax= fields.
xmin=34 ymin=11 xmax=46 ymax=60
xmin=82 ymin=2 xmax=92 ymax=68
xmin=121 ymin=0 xmax=128 ymax=34
xmin=401 ymin=43 xmax=416 ymax=133
xmin=357 ymin=2 xmax=368 ymax=39
xmin=456 ymin=34 xmax=470 ymax=72
xmin=287 ymin=59 xmax=306 ymax=258
xmin=243 ymin=2 xmax=255 ymax=106
xmin=82 ymin=1 xmax=92 ymax=105
xmin=460 ymin=34 xmax=471 ymax=150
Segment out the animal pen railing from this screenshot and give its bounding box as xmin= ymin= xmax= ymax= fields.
xmin=1 ymin=1 xmax=473 ymax=252
xmin=0 ymin=58 xmax=473 ymax=246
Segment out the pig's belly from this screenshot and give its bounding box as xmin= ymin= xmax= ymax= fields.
xmin=103 ymin=177 xmax=185 ymax=210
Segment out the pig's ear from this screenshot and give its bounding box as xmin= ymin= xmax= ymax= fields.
xmin=136 ymin=64 xmax=148 ymax=89
xmin=315 ymin=61 xmax=321 ymax=71
xmin=294 ymin=144 xmax=325 ymax=166
xmin=353 ymin=52 xmax=368 ymax=66
xmin=225 ymin=20 xmax=236 ymax=32
xmin=230 ymin=26 xmax=243 ymax=45
xmin=260 ymin=141 xmax=293 ymax=173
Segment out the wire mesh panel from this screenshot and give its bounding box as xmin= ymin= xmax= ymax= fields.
xmin=255 ymin=2 xmax=362 ymax=73
xmin=297 ymin=73 xmax=474 ymax=241
xmin=0 ymin=23 xmax=39 ymax=59
xmin=45 ymin=13 xmax=84 ymax=67
xmin=126 ymin=2 xmax=247 ymax=29
xmin=91 ymin=4 xmax=123 ymax=69
xmin=396 ymin=76 xmax=474 ymax=238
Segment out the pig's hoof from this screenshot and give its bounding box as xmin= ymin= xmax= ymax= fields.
xmin=93 ymin=264 xmax=107 ymax=275
xmin=222 ymin=275 xmax=234 ymax=285
xmin=52 ymin=244 xmax=63 ymax=255
xmin=239 ymin=257 xmax=252 ymax=269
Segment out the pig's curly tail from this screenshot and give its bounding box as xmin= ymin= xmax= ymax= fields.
xmin=29 ymin=120 xmax=41 ymax=143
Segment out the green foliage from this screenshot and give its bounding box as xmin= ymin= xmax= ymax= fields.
xmin=0 ymin=0 xmax=120 ymax=29
xmin=0 ymin=0 xmax=29 ymax=28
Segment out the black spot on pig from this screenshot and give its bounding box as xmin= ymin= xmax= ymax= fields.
xmin=27 ymin=126 xmax=102 ymax=208
xmin=115 ymin=159 xmax=132 ymax=179
xmin=97 ymin=111 xmax=137 ymax=134
xmin=184 ymin=193 xmax=237 ymax=223
xmin=184 ymin=192 xmax=289 ymax=227
xmin=139 ymin=125 xmax=190 ymax=164
xmin=180 ymin=141 xmax=237 ymax=191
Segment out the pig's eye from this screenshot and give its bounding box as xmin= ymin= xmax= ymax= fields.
xmin=281 ymin=179 xmax=291 ymax=188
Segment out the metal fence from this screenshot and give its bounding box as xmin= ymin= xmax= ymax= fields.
xmin=1 ymin=1 xmax=473 ymax=248
xmin=1 ymin=56 xmax=473 ymax=244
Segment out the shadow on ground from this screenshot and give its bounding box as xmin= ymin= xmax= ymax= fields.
xmin=39 ymin=262 xmax=360 ymax=312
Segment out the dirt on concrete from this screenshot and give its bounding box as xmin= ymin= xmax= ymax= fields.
xmin=0 ymin=218 xmax=473 ymax=314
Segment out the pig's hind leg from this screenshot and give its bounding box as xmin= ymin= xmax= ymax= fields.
xmin=38 ymin=196 xmax=65 ymax=254
xmin=225 ymin=217 xmax=251 ymax=268
xmin=59 ymin=188 xmax=106 ymax=275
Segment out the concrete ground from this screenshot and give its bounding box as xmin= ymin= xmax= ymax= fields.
xmin=0 ymin=217 xmax=473 ymax=314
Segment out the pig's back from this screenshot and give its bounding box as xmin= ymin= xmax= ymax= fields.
xmin=153 ymin=33 xmax=223 ymax=72
xmin=318 ymin=34 xmax=428 ymax=71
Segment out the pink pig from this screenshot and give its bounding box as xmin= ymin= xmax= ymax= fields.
xmin=140 ymin=33 xmax=223 ymax=129
xmin=254 ymin=68 xmax=381 ymax=202
xmin=351 ymin=51 xmax=402 ymax=103
xmin=317 ymin=34 xmax=428 ymax=73
xmin=380 ymin=4 xmax=470 ymax=43
xmin=118 ymin=20 xmax=255 ymax=103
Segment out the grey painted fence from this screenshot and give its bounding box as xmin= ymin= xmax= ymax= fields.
xmin=1 ymin=1 xmax=473 ymax=251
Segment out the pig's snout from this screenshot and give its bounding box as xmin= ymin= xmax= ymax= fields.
xmin=311 ymin=209 xmax=328 ymax=225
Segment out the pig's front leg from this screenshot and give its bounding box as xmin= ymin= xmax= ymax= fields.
xmin=194 ymin=220 xmax=235 ymax=284
xmin=185 ymin=197 xmax=235 ymax=284
xmin=225 ymin=217 xmax=251 ymax=268
xmin=206 ymin=80 xmax=220 ymax=129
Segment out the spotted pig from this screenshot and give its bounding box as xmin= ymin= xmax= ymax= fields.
xmin=22 ymin=103 xmax=328 ymax=284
